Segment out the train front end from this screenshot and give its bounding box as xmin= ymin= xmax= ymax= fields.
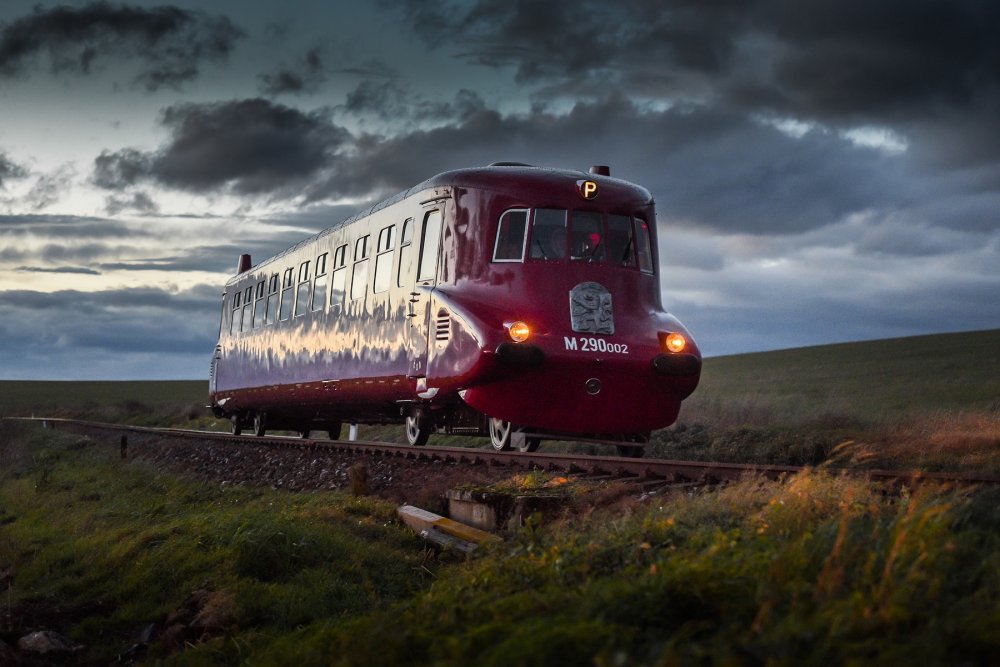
xmin=443 ymin=165 xmax=701 ymax=442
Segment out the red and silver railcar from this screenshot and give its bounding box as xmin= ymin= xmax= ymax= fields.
xmin=209 ymin=163 xmax=700 ymax=455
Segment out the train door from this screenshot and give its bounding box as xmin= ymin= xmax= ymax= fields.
xmin=406 ymin=208 xmax=443 ymax=379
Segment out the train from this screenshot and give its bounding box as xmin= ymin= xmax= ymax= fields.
xmin=209 ymin=163 xmax=701 ymax=456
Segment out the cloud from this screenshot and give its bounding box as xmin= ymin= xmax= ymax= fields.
xmin=393 ymin=0 xmax=1000 ymax=168
xmin=93 ymin=98 xmax=350 ymax=195
xmin=0 ymin=285 xmax=221 ymax=379
xmin=15 ymin=266 xmax=101 ymax=275
xmin=339 ymin=82 xmax=486 ymax=123
xmin=0 ymin=150 xmax=27 ymax=187
xmin=0 ymin=2 xmax=244 ymax=90
xmin=309 ymin=95 xmax=928 ymax=235
xmin=104 ymin=191 xmax=158 ymax=215
xmin=258 ymin=47 xmax=326 ymax=96
xmin=22 ymin=164 xmax=77 ymax=211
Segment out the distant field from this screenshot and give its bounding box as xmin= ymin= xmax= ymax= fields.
xmin=682 ymin=328 xmax=1000 ymax=423
xmin=0 ymin=380 xmax=206 ymax=412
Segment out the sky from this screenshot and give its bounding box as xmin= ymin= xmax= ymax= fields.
xmin=0 ymin=0 xmax=998 ymax=380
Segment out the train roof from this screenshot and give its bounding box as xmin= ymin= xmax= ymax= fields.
xmin=228 ymin=163 xmax=653 ymax=284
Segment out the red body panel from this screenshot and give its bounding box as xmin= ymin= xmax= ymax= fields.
xmin=210 ymin=165 xmax=700 ymax=439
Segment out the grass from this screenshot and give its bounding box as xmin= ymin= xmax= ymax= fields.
xmin=245 ymin=472 xmax=1000 ymax=666
xmin=0 ymin=421 xmax=441 ymax=664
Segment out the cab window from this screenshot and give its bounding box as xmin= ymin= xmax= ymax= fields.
xmin=607 ymin=214 xmax=636 ymax=267
xmin=492 ymin=209 xmax=528 ymax=261
xmin=570 ymin=211 xmax=605 ymax=261
xmin=529 ymin=209 xmax=567 ymax=260
xmin=635 ymin=218 xmax=654 ymax=273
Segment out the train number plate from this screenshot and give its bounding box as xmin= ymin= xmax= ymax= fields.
xmin=563 ymin=336 xmax=629 ymax=354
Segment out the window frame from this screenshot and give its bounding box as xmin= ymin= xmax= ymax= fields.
xmin=350 ymin=235 xmax=371 ymax=301
xmin=416 ymin=209 xmax=442 ymax=283
xmin=491 ymin=208 xmax=529 ymax=262
xmin=373 ymin=224 xmax=396 ymax=293
xmin=396 ymin=218 xmax=414 ymax=287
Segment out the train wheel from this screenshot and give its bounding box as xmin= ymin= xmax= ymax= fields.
xmin=616 ymin=444 xmax=644 ymax=458
xmin=253 ymin=413 xmax=266 ymax=437
xmin=230 ymin=415 xmax=242 ymax=436
xmin=519 ymin=437 xmax=541 ymax=453
xmin=488 ymin=418 xmax=538 ymax=452
xmin=327 ymin=422 xmax=343 ymax=440
xmin=405 ymin=409 xmax=432 ymax=447
xmin=488 ymin=418 xmax=513 ymax=451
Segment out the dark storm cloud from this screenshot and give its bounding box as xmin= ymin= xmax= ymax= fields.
xmin=0 ymin=285 xmax=219 ymax=380
xmin=396 ymin=0 xmax=1000 ymax=116
xmin=0 ymin=150 xmax=27 ymax=187
xmin=340 ymin=82 xmax=486 ymax=123
xmin=258 ymin=47 xmax=326 ymax=96
xmin=0 ymin=2 xmax=244 ymax=90
xmin=394 ymin=0 xmax=1000 ymax=167
xmin=93 ymin=98 xmax=350 ymax=195
xmin=336 ymin=59 xmax=398 ymax=79
xmin=310 ymin=96 xmax=932 ymax=235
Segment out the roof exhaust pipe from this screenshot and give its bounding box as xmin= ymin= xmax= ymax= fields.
xmin=589 ymin=165 xmax=610 ymax=176
xmin=237 ymin=253 xmax=252 ymax=274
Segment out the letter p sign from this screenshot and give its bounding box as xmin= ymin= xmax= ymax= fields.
xmin=577 ymin=180 xmax=598 ymax=200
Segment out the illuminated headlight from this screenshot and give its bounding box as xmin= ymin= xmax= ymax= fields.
xmin=506 ymin=321 xmax=531 ymax=343
xmin=661 ymin=332 xmax=687 ymax=353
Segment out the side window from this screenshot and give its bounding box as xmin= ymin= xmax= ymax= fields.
xmin=240 ymin=287 xmax=253 ymax=332
xmin=230 ymin=290 xmax=241 ymax=335
xmin=492 ymin=209 xmax=528 ymax=262
xmin=294 ymin=261 xmax=311 ymax=317
xmin=252 ymin=279 xmax=266 ymax=328
xmin=570 ymin=211 xmax=605 ymax=261
xmin=351 ymin=235 xmax=370 ymax=300
xmin=330 ymin=244 xmax=348 ymax=313
xmin=396 ymin=218 xmax=413 ymax=287
xmin=529 ymin=208 xmax=567 ymax=260
xmin=635 ymin=217 xmax=655 ymax=274
xmin=279 ymin=268 xmax=294 ymax=320
xmin=312 ymin=253 xmax=328 ymax=311
xmin=416 ymin=209 xmax=442 ymax=283
xmin=607 ymin=214 xmax=636 ymax=267
xmin=373 ymin=224 xmax=395 ymax=293
xmin=265 ymin=274 xmax=279 ymax=324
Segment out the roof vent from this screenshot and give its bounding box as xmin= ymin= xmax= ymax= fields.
xmin=589 ymin=165 xmax=610 ymax=176
xmin=237 ymin=254 xmax=252 ymax=273
xmin=489 ymin=161 xmax=534 ymax=167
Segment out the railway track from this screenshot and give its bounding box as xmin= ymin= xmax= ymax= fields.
xmin=11 ymin=417 xmax=1000 ymax=489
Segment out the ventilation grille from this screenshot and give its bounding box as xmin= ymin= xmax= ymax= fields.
xmin=435 ymin=310 xmax=451 ymax=342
